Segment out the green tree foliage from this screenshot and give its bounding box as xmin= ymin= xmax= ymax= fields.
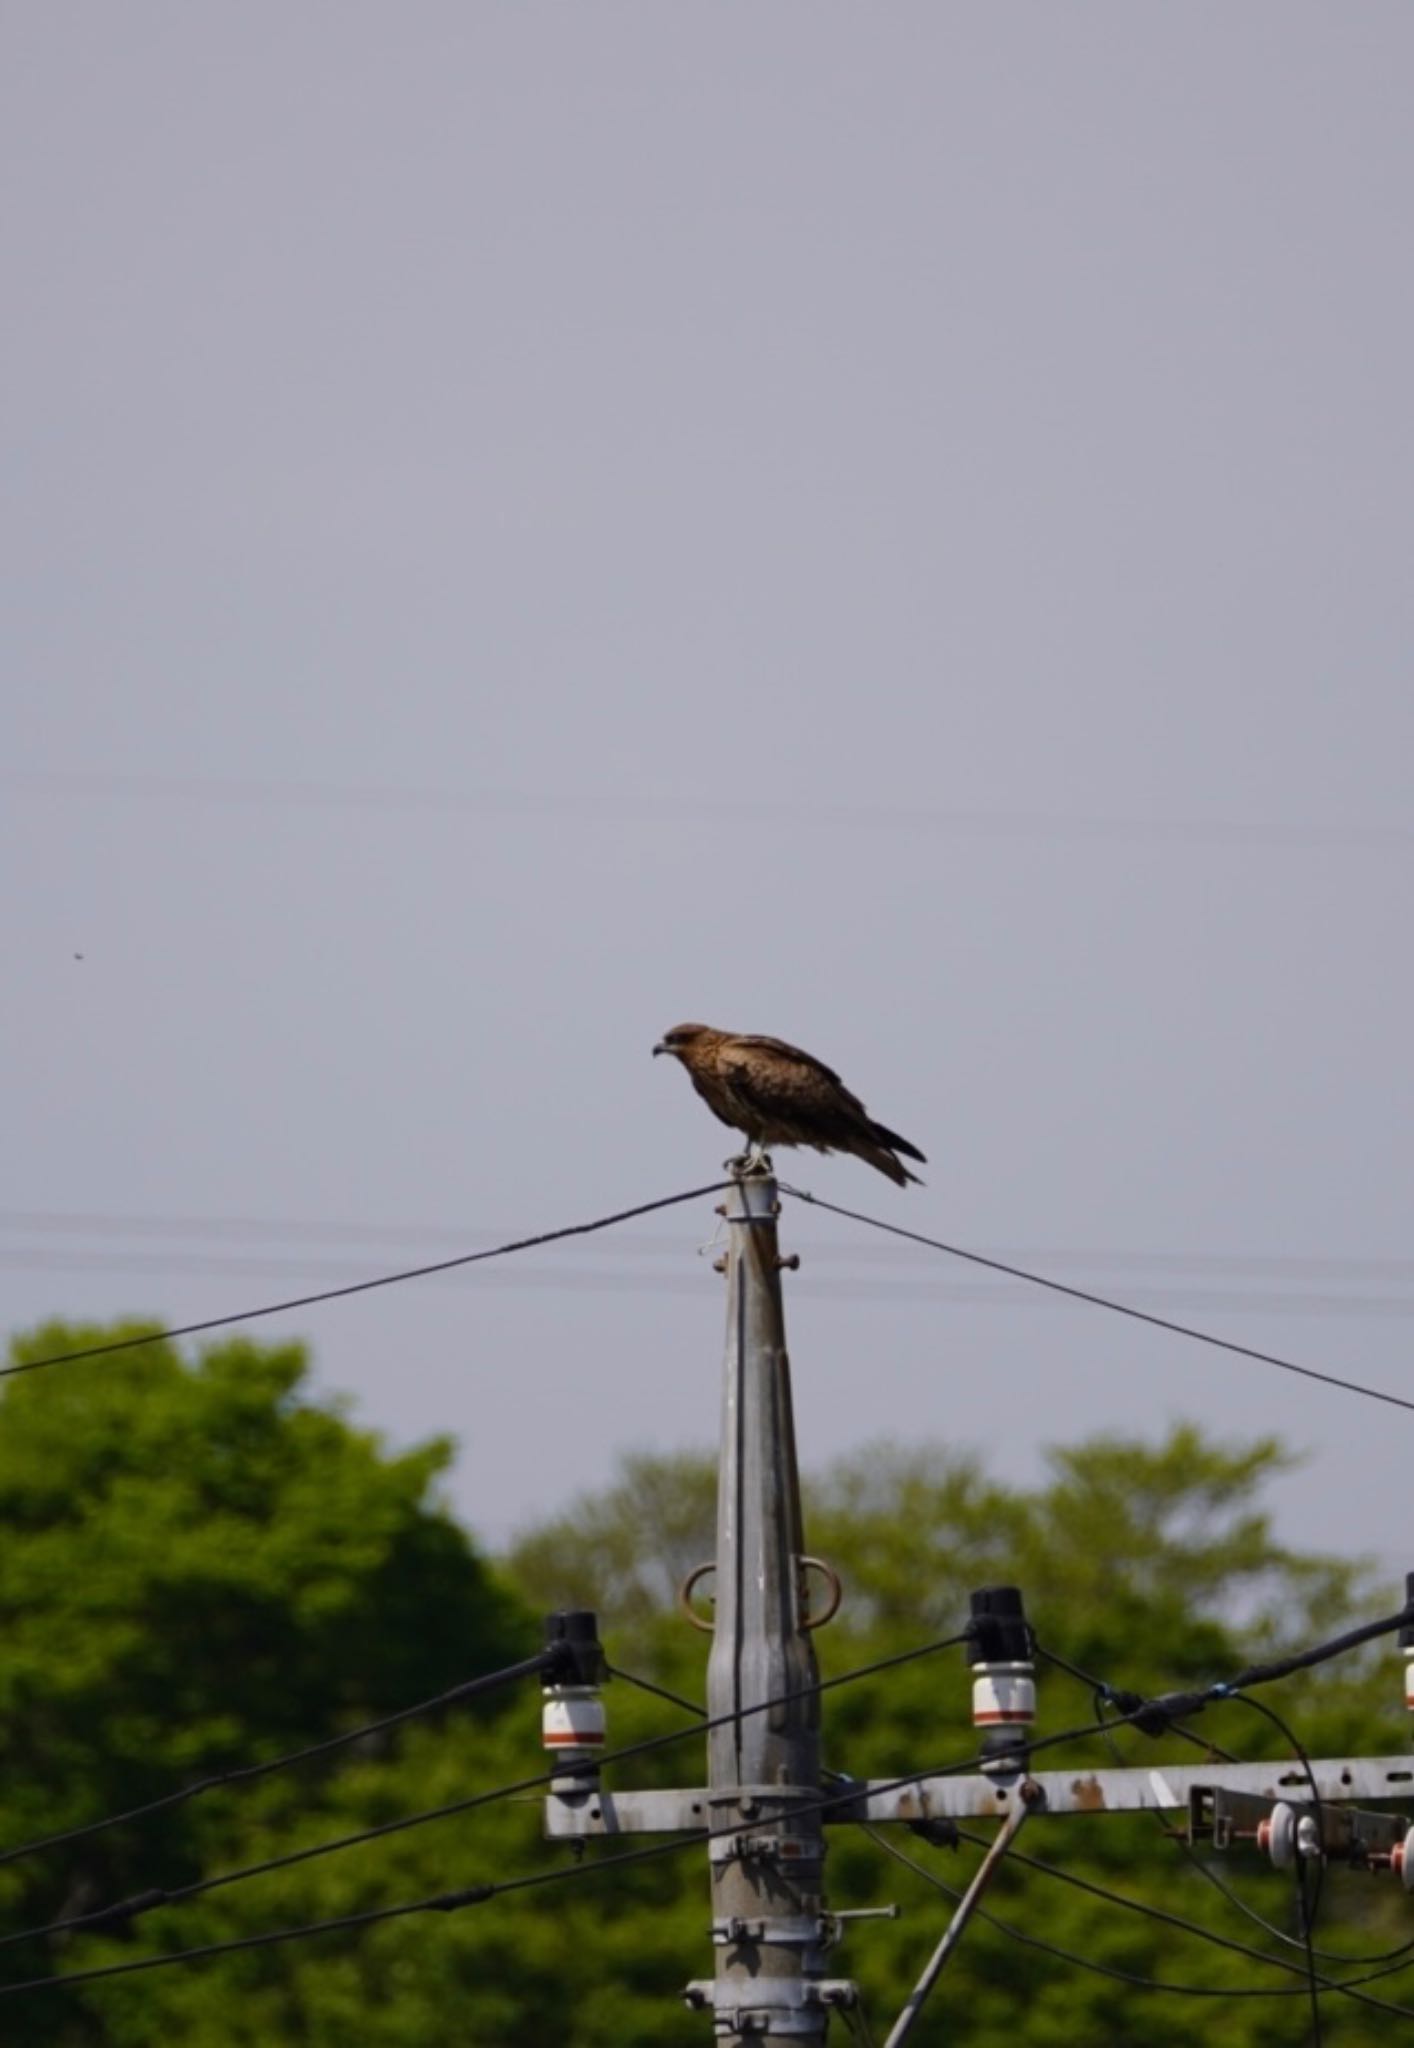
xmin=1 ymin=1324 xmax=1408 ymax=2045
xmin=0 ymin=1324 xmax=530 ymax=2040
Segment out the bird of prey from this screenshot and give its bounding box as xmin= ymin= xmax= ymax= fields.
xmin=653 ymin=1023 xmax=926 ymax=1187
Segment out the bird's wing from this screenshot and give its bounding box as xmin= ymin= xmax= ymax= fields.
xmin=722 ymin=1035 xmax=848 ymax=1091
xmin=717 ymin=1036 xmax=870 ymax=1130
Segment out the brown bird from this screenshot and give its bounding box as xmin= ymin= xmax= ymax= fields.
xmin=653 ymin=1023 xmax=926 ymax=1187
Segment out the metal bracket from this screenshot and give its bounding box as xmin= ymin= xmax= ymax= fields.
xmin=711 ymin=1915 xmax=833 ymax=1949
xmin=683 ymin=1979 xmax=860 ymax=2032
xmin=546 ymin=1757 xmax=1414 ymax=1838
xmin=1191 ymin=1784 xmax=1411 ymax=1866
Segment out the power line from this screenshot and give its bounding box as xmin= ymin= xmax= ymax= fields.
xmin=0 ymin=1835 xmax=702 ymax=2000
xmin=861 ymin=1823 xmax=1414 ymax=2014
xmin=0 ymin=1634 xmax=973 ymax=1951
xmin=1091 ymin=1606 xmax=1414 ymax=1733
xmin=949 ymin=1827 xmax=1414 ymax=2019
xmin=18 ymin=1600 xmax=1400 ymax=1956
xmin=0 ymin=1650 xmax=553 ymax=1880
xmin=11 ymin=1732 xmax=1408 ymax=2012
xmin=115 ymin=1682 xmax=1318 ymax=1953
xmin=12 ymin=1244 xmax=1414 ymax=1324
xmin=0 ymin=1182 xmax=731 ymax=1380
xmin=8 ymin=1616 xmax=1403 ymax=1998
xmin=605 ymin=1666 xmax=704 ymax=1717
xmin=8 ymin=770 xmax=1412 ymax=851
xmin=781 ymin=1184 xmax=1414 ymax=1417
xmin=1225 ymin=1692 xmax=1326 ymax=2045
xmin=1033 ymin=1646 xmax=1241 ymax=1763
xmin=1172 ymin=1812 xmax=1414 ymax=1970
xmin=7 ymin=1207 xmax=1412 ymax=1285
xmin=1042 ymin=1644 xmax=1414 ymax=1970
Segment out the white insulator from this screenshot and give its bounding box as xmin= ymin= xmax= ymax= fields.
xmin=541 ymin=1685 xmax=606 ymax=1757
xmin=1257 ymin=1804 xmax=1322 ymax=1869
xmin=1393 ymin=1828 xmax=1414 ymax=1890
xmin=1404 ymin=1647 xmax=1414 ymax=1712
xmin=971 ymin=1662 xmax=1036 ymax=1729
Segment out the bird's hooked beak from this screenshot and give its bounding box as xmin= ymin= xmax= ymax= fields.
xmin=652 ymin=1039 xmax=670 ymax=1057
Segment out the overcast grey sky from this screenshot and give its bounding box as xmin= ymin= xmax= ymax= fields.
xmin=4 ymin=6 xmax=1411 ymax=1578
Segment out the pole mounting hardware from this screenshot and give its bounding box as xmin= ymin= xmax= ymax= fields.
xmin=679 ymin=1557 xmax=843 ymax=1634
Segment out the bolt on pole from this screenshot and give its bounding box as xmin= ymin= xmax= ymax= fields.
xmin=684 ymin=1165 xmax=855 ymax=2039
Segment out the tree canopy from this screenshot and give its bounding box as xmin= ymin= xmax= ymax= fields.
xmin=1 ymin=1322 xmax=1407 ymax=2045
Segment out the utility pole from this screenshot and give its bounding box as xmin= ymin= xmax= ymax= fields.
xmin=683 ymin=1164 xmax=854 ymax=2039
xmin=543 ymin=1174 xmax=1414 ymax=2040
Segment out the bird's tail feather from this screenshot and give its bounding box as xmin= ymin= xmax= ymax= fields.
xmin=869 ymin=1121 xmax=927 ymax=1167
xmin=861 ymin=1140 xmax=924 ymax=1188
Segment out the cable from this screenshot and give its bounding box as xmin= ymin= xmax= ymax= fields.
xmin=18 ymin=1206 xmax=1414 ymax=1280
xmin=24 ymin=1672 xmax=1376 ymax=1959
xmin=12 ymin=768 xmax=1413 ymax=851
xmin=11 ymin=1800 xmax=1408 ymax=2014
xmin=1033 ymin=1644 xmax=1242 ymax=1762
xmin=0 ymin=1183 xmax=732 ymax=1379
xmin=0 ymin=1833 xmax=702 ymax=2000
xmin=842 ymin=1999 xmax=879 ymax=2047
xmin=949 ymin=1827 xmax=1414 ymax=2019
xmin=1040 ymin=1645 xmax=1414 ymax=1971
xmin=21 ymin=1244 xmax=1414 ymax=1322
xmin=0 ymin=1649 xmax=554 ymax=1885
xmin=0 ymin=1634 xmax=974 ymax=1950
xmin=1093 ymin=1607 xmax=1414 ymax=1734
xmin=859 ymin=1824 xmax=1414 ymax=2010
xmin=605 ymin=1666 xmax=705 ymax=1717
xmin=10 ymin=1615 xmax=1396 ymax=1958
xmin=1047 ymin=1644 xmax=1414 ymax=1969
xmin=1225 ymin=1692 xmax=1325 ymax=2046
xmin=780 ymin=1185 xmax=1414 ymax=1417
xmin=1172 ymin=1833 xmax=1414 ymax=1970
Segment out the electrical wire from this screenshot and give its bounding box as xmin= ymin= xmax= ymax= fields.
xmin=842 ymin=1997 xmax=879 ymax=2048
xmin=21 ymin=1244 xmax=1414 ymax=1321
xmin=949 ymin=1828 xmax=1414 ymax=2019
xmin=1033 ymin=1644 xmax=1242 ymax=1763
xmin=859 ymin=1823 xmax=1414 ymax=2010
xmin=0 ymin=1833 xmax=702 ymax=2000
xmin=1092 ymin=1608 xmax=1414 ymax=1737
xmin=8 ymin=1616 xmax=1404 ymax=1963
xmin=0 ymin=1634 xmax=973 ymax=1950
xmin=605 ymin=1666 xmax=704 ymax=1716
xmin=780 ymin=1184 xmax=1414 ymax=1417
xmin=12 ymin=768 xmax=1412 ymax=851
xmin=0 ymin=1649 xmax=555 ymax=1884
xmin=17 ymin=1757 xmax=1407 ymax=2012
xmin=1040 ymin=1644 xmax=1414 ymax=1970
xmin=16 ymin=1206 xmax=1414 ymax=1282
xmin=1032 ymin=1611 xmax=1414 ymax=1745
xmin=1225 ymin=1692 xmax=1326 ymax=2046
xmin=16 ymin=1669 xmax=1382 ymax=1959
xmin=0 ymin=1183 xmax=732 ymax=1379
xmin=1171 ymin=1832 xmax=1414 ymax=1971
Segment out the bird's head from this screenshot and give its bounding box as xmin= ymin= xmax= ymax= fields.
xmin=653 ymin=1022 xmax=714 ymax=1061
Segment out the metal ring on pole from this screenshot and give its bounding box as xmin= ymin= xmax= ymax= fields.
xmin=799 ymin=1556 xmax=844 ymax=1631
xmin=680 ymin=1556 xmax=842 ymax=1631
xmin=679 ymin=1561 xmax=717 ymax=1632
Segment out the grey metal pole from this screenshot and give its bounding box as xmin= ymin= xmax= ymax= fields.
xmin=684 ymin=1165 xmax=852 ymax=2040
xmin=881 ymin=1787 xmax=1038 ymax=2048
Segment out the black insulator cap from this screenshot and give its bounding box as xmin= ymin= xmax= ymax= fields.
xmin=1400 ymin=1573 xmax=1414 ymax=1651
xmin=967 ymin=1586 xmax=1031 ymax=1666
xmin=544 ymin=1609 xmax=606 ymax=1685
